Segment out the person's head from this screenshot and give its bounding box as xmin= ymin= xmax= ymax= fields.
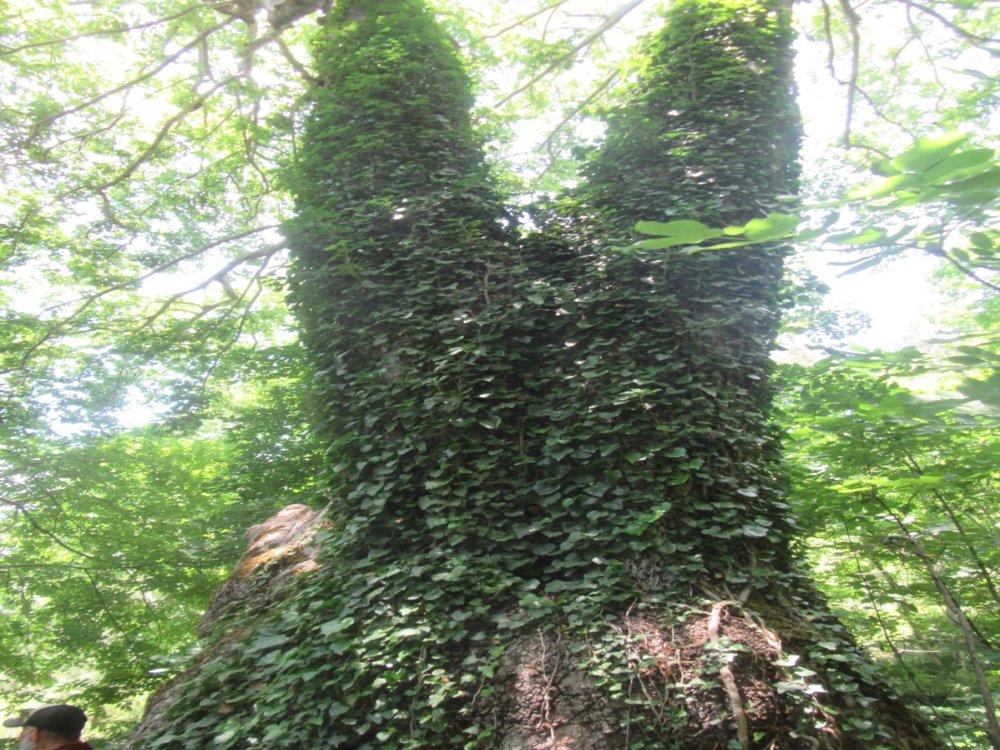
xmin=3 ymin=705 xmax=87 ymax=750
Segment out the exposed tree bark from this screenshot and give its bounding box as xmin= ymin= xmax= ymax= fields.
xmin=126 ymin=1 xmax=943 ymax=747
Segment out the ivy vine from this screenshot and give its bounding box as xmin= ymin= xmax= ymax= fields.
xmin=134 ymin=1 xmax=942 ymax=748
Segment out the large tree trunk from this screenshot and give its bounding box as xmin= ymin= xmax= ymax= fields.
xmin=126 ymin=0 xmax=941 ymax=747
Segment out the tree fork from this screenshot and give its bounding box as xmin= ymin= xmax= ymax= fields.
xmin=126 ymin=0 xmax=943 ymax=747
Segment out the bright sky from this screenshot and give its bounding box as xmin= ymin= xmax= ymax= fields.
xmin=788 ymin=1 xmax=977 ymax=354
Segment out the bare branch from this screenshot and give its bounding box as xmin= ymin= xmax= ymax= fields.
xmin=492 ymin=0 xmax=645 ymax=109
xmin=927 ymin=246 xmax=1000 ymax=293
xmin=12 ymin=504 xmax=99 ymax=561
xmin=538 ymin=69 xmax=618 ymax=157
xmin=28 ymin=17 xmax=236 ymax=140
xmin=136 ymin=240 xmax=287 ymax=330
xmin=276 ymin=36 xmax=321 ymax=84
xmin=198 ymin=266 xmax=270 ymax=391
xmin=0 ymin=3 xmax=205 ymax=58
xmin=899 ymin=0 xmax=1000 ymax=47
xmin=84 ymin=570 xmax=139 ymax=647
xmin=817 ymin=0 xmax=915 ymax=149
xmin=819 ymin=0 xmax=837 ymax=81
xmin=6 ymin=225 xmax=282 ymax=376
xmin=485 ymin=0 xmax=574 ymax=40
xmin=905 ymin=5 xmax=946 ymax=112
xmin=532 ymin=69 xmax=620 ymax=182
xmin=92 ymin=73 xmax=242 ymax=191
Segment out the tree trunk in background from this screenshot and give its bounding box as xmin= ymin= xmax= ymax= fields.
xmin=127 ymin=0 xmax=941 ymax=747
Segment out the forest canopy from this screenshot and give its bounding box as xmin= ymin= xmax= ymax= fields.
xmin=0 ymin=0 xmax=996 ymax=747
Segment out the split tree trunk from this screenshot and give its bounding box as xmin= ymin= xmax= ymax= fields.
xmin=127 ymin=1 xmax=942 ymax=747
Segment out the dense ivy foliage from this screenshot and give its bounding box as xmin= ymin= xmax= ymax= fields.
xmin=119 ymin=1 xmax=940 ymax=748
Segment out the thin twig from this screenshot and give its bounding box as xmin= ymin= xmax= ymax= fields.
xmin=27 ymin=18 xmax=236 ymax=140
xmin=0 ymin=4 xmax=204 ymax=57
xmin=492 ymin=0 xmax=645 ymax=109
xmin=93 ymin=74 xmax=241 ymax=191
xmin=899 ymin=0 xmax=1000 ymax=47
xmin=485 ymin=0 xmax=573 ymax=40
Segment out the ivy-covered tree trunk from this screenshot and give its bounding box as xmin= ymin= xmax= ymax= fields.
xmin=128 ymin=1 xmax=941 ymax=748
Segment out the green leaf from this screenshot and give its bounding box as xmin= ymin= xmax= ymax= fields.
xmin=827 ymin=227 xmax=888 ymax=246
xmin=943 ymin=168 xmax=1000 ymax=195
xmin=320 ymin=617 xmax=355 ymax=636
xmin=532 ymin=479 xmax=560 ymax=496
xmin=846 ymin=173 xmax=919 ymax=201
xmin=427 ymin=692 xmax=446 ymax=708
xmin=969 ymin=232 xmax=994 ymax=252
xmin=742 ymin=213 xmax=801 ymax=241
xmin=635 ymin=219 xmax=718 ymax=237
xmin=478 ymin=415 xmax=501 ymax=430
xmin=889 ymin=132 xmax=967 ymax=173
xmin=250 ymin=633 xmax=291 ymax=651
xmin=775 ymin=680 xmax=805 ymax=694
xmin=921 ymin=148 xmax=994 ymax=183
xmin=870 ymin=159 xmax=901 ymax=177
xmin=634 ymin=219 xmax=724 ymax=247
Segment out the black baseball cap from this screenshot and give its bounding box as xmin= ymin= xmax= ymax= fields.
xmin=3 ymin=704 xmax=87 ymax=736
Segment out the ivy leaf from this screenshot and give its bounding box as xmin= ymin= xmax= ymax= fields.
xmin=320 ymin=617 xmax=355 ymax=636
xmin=249 ymin=633 xmax=291 ymax=651
xmin=741 ymin=523 xmax=769 ymax=538
xmin=774 ymin=680 xmax=805 ymax=694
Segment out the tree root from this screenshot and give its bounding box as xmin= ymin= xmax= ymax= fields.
xmin=708 ymin=602 xmax=750 ymax=750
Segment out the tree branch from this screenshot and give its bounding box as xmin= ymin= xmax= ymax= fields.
xmin=898 ymin=0 xmax=1000 ymax=48
xmin=492 ymin=0 xmax=644 ymax=109
xmin=92 ymin=74 xmax=242 ymax=191
xmin=837 ymin=0 xmax=861 ymax=148
xmin=13 ymin=504 xmax=99 ymax=562
xmin=6 ymin=225 xmax=281 ymax=376
xmin=134 ymin=241 xmax=285 ymax=332
xmin=485 ymin=0 xmax=574 ymax=40
xmin=926 ymin=245 xmax=1000 ymax=293
xmin=0 ymin=4 xmax=205 ymax=58
xmin=276 ymin=36 xmax=320 ymax=84
xmin=27 ymin=18 xmax=236 ymax=141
